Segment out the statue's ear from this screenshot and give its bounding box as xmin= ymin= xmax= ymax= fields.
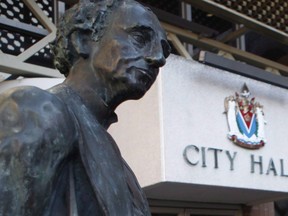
xmin=70 ymin=31 xmax=91 ymax=59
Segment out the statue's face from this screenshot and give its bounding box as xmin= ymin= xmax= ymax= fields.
xmin=91 ymin=1 xmax=170 ymax=99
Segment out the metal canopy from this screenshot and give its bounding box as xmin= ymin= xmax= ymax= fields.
xmin=183 ymin=0 xmax=288 ymax=45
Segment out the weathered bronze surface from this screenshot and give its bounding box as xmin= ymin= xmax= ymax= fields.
xmin=0 ymin=0 xmax=170 ymax=215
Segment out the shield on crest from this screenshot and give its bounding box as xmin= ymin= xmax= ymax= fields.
xmin=224 ymin=84 xmax=266 ymax=149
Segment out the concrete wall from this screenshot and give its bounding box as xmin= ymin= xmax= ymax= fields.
xmin=109 ymin=55 xmax=288 ymax=204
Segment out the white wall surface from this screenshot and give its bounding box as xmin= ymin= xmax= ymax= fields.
xmin=110 ymin=55 xmax=288 ymax=204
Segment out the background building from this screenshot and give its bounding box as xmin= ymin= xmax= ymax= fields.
xmin=1 ymin=0 xmax=288 ymax=215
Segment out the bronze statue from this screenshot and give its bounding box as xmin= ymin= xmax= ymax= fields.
xmin=0 ymin=0 xmax=170 ymax=215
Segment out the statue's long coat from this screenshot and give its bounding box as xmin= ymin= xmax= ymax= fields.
xmin=0 ymin=85 xmax=150 ymax=216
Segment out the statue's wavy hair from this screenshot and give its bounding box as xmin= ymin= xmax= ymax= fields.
xmin=51 ymin=0 xmax=123 ymax=76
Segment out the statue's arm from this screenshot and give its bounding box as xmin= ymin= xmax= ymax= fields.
xmin=0 ymin=86 xmax=77 ymax=215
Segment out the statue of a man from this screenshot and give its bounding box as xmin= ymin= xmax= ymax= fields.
xmin=0 ymin=0 xmax=170 ymax=215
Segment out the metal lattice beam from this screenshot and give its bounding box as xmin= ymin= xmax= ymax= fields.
xmin=183 ymin=0 xmax=288 ymax=45
xmin=0 ymin=0 xmax=60 ymax=78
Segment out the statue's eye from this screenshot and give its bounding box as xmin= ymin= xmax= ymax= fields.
xmin=131 ymin=31 xmax=147 ymax=46
xmin=128 ymin=26 xmax=153 ymax=48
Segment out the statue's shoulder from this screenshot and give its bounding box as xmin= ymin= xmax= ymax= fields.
xmin=0 ymin=85 xmax=66 ymax=112
xmin=0 ymin=85 xmax=77 ymax=145
xmin=0 ymin=86 xmax=70 ymax=126
xmin=0 ymin=86 xmax=77 ymax=215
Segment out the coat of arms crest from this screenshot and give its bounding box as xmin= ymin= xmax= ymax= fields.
xmin=224 ymin=84 xmax=266 ymax=149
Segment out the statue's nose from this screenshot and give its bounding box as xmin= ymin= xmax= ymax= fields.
xmin=145 ymin=38 xmax=170 ymax=68
xmin=146 ymin=48 xmax=166 ymax=68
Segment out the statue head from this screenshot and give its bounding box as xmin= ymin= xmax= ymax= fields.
xmin=52 ymin=0 xmax=122 ymax=76
xmin=52 ymin=0 xmax=171 ymax=101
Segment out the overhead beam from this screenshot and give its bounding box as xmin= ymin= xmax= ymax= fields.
xmin=199 ymin=51 xmax=288 ymax=89
xmin=0 ymin=17 xmax=49 ymax=38
xmin=220 ymin=26 xmax=248 ymax=43
xmin=23 ymin=0 xmax=56 ymax=32
xmin=167 ymin=33 xmax=192 ymax=59
xmin=161 ymin=22 xmax=288 ymax=75
xmin=0 ymin=53 xmax=62 ymax=78
xmin=17 ymin=32 xmax=56 ymax=61
xmin=149 ymin=6 xmax=218 ymax=38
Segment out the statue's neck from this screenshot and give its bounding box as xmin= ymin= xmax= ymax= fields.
xmin=62 ymin=58 xmax=132 ymax=128
xmin=63 ymin=78 xmax=118 ymax=129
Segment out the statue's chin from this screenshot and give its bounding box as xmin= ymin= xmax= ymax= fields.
xmin=112 ymin=72 xmax=156 ymax=102
xmin=126 ymin=86 xmax=149 ymax=100
xmin=124 ymin=67 xmax=157 ymax=96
